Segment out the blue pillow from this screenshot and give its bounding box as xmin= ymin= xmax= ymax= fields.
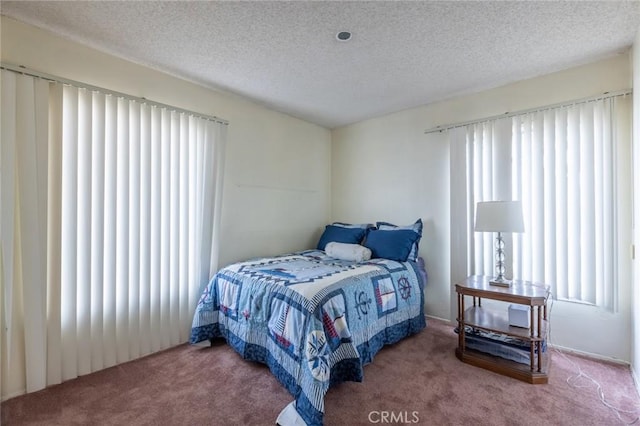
xmin=332 ymin=222 xmax=374 ymax=229
xmin=317 ymin=225 xmax=367 ymax=251
xmin=363 ymin=229 xmax=420 ymax=262
xmin=376 ymin=219 xmax=423 ymax=261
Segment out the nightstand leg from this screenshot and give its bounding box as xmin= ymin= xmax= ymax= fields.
xmin=530 ymin=343 xmax=535 ymax=371
xmin=537 ymin=306 xmax=542 ymax=338
xmin=537 ymin=341 xmax=542 ymax=372
xmin=458 ymin=293 xmax=465 ymax=352
xmin=537 ymin=306 xmax=543 ymax=372
xmin=530 ymin=307 xmax=534 ymax=338
xmin=529 ymin=306 xmax=534 ymax=371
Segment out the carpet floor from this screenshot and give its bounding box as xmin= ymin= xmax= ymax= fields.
xmin=2 ymin=318 xmax=639 ymax=425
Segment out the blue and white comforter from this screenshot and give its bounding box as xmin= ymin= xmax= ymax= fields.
xmin=190 ymin=249 xmax=426 ymax=425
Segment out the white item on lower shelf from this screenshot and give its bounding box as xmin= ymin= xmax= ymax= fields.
xmin=508 ymin=304 xmax=530 ymax=328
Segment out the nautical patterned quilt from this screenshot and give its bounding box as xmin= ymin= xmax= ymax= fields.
xmin=190 ymin=249 xmax=426 ymax=425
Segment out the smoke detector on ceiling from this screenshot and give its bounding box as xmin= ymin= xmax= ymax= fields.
xmin=336 ymin=31 xmax=352 ymax=42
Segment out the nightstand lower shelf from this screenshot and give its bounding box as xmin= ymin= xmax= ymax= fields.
xmin=455 ymin=347 xmax=550 ymax=384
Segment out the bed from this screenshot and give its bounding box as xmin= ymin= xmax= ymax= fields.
xmin=189 ymin=221 xmax=427 ymax=425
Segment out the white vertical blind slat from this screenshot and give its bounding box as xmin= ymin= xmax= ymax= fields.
xmin=128 ymin=101 xmax=141 ymax=359
xmin=0 ymin=69 xmax=16 ymax=333
xmin=115 ymin=98 xmax=130 ymax=363
xmin=554 ymin=109 xmax=569 ymax=300
xmin=90 ymin=92 xmax=105 ymax=372
xmin=542 ymin=111 xmax=556 ymax=289
xmin=159 ymin=109 xmax=170 ymax=350
xmin=481 ymin=124 xmax=493 ymax=274
xmin=566 ymin=106 xmax=581 ymax=300
xmin=579 ymin=104 xmax=596 ymax=303
xmin=60 ymin=85 xmax=78 ymax=381
xmin=494 ymin=119 xmax=513 ymax=277
xmin=521 ymin=115 xmax=533 ymax=279
xmin=531 ymin=112 xmax=545 ymax=282
xmin=208 ymin=123 xmax=226 ymax=280
xmin=47 ymin=83 xmax=63 ymax=386
xmin=187 ymin=119 xmax=197 ymax=311
xmin=169 ymin=111 xmax=180 ymax=344
xmin=602 ymin=99 xmax=615 ymax=309
xmin=512 ymin=116 xmax=523 ymax=278
xmin=149 ymin=107 xmax=161 ymax=353
xmin=16 ymin=75 xmax=49 ymax=392
xmin=195 ymin=121 xmax=205 ymax=289
xmin=464 ymin=129 xmax=474 ymax=274
xmin=76 ymin=88 xmax=92 ymax=376
xmin=1 ymin=72 xmax=17 ymax=388
xmin=138 ymin=103 xmax=152 ymax=357
xmin=472 ymin=125 xmax=483 ymax=273
xmin=199 ymin=121 xmax=214 ymax=296
xmin=594 ymin=100 xmax=605 ymax=306
xmin=448 ymin=127 xmax=470 ymax=325
xmin=102 ymin=94 xmax=118 ymax=369
xmin=34 ymin=79 xmax=49 ymax=315
xmin=178 ymin=115 xmax=190 ymax=339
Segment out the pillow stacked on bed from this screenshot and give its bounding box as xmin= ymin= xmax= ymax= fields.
xmin=316 ymin=222 xmax=373 ymax=251
xmin=317 ymin=219 xmax=422 ymax=262
xmin=325 ymin=242 xmax=372 ymax=262
xmin=375 ymin=219 xmax=423 ymax=262
xmin=363 ymin=228 xmax=419 ymax=262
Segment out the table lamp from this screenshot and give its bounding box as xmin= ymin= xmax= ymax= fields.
xmin=474 ymin=201 xmax=525 ymax=287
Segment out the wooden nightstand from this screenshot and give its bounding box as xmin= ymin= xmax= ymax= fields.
xmin=455 ymin=275 xmax=550 ymax=384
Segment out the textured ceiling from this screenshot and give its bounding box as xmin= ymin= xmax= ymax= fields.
xmin=2 ymin=1 xmax=639 ymax=128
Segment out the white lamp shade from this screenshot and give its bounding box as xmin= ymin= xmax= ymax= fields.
xmin=475 ymin=201 xmax=525 ymax=233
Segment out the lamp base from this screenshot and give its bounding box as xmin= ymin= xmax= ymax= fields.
xmin=489 ymin=278 xmax=512 ymax=287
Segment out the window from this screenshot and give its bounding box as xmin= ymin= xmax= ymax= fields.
xmin=1 ymin=67 xmax=227 ymax=397
xmin=450 ymin=94 xmax=631 ymax=311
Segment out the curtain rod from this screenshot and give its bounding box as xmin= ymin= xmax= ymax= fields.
xmin=424 ymin=89 xmax=631 ymax=135
xmin=1 ymin=62 xmax=229 ymax=125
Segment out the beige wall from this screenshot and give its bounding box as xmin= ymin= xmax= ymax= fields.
xmin=332 ymin=53 xmax=633 ymax=361
xmin=0 ymin=16 xmax=332 ymax=269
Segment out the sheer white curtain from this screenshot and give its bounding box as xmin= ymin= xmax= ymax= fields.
xmin=1 ymin=68 xmax=227 ymax=399
xmin=450 ymin=96 xmax=625 ymax=311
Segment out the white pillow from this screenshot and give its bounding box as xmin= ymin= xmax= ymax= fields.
xmin=325 ymin=242 xmax=372 ymax=262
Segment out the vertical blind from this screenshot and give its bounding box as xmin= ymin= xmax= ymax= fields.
xmin=1 ymin=69 xmax=50 ymax=395
xmin=449 ymin=95 xmax=628 ymax=311
xmin=1 ymin=68 xmax=227 ymax=398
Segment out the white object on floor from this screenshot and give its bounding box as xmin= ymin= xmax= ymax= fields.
xmin=276 ymin=401 xmax=308 ymax=426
